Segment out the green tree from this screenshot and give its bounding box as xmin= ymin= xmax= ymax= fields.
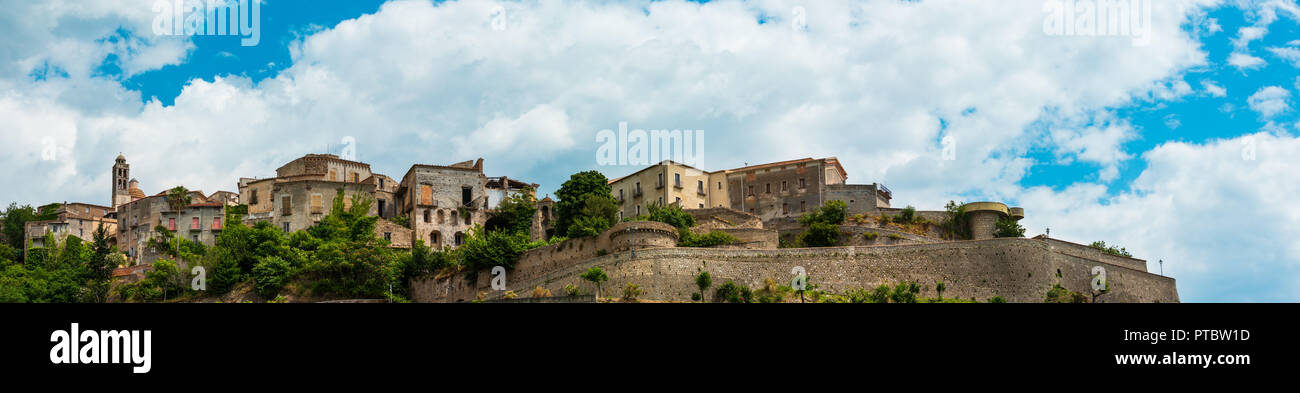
xmin=1088 ymin=241 xmax=1132 ymax=257
xmin=798 ymin=200 xmax=847 ymax=226
xmin=935 ymin=280 xmax=946 ymax=301
xmin=695 ymin=270 xmax=712 ymax=302
xmin=490 ymin=187 xmax=538 ymax=236
xmin=580 ymin=266 xmax=609 ymax=299
xmin=554 ymin=171 xmax=614 ymax=236
xmin=993 ymin=216 xmax=1025 ymax=238
xmin=940 ymin=201 xmax=972 ymax=240
xmin=1 ymin=203 xmax=38 ymax=252
xmin=251 ymin=256 xmax=292 ymax=298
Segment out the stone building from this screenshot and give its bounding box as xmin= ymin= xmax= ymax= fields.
xmin=111 ymin=154 xmax=132 ymax=210
xmin=24 ymin=202 xmax=118 ymax=250
xmin=394 ymin=159 xmax=489 ymax=249
xmin=207 ymin=191 xmax=241 ymax=206
xmin=608 ymin=157 xmax=892 ymax=222
xmin=116 ymin=188 xmax=225 ymax=265
xmin=238 ymin=154 xmax=383 ymax=234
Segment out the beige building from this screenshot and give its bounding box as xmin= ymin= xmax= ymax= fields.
xmin=116 ymin=187 xmax=225 ymax=265
xmin=609 ymin=157 xmax=892 ymax=222
xmin=25 ymin=202 xmax=118 ymax=251
xmin=608 ymin=160 xmax=728 ymax=220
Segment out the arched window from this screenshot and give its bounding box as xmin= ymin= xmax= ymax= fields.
xmin=431 ymin=231 xmax=441 ymax=246
xmin=437 ymin=210 xmax=445 ymax=224
xmin=454 ymin=232 xmax=465 ymax=246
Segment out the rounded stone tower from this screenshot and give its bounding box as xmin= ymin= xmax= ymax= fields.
xmin=962 ymin=202 xmax=1025 ymax=240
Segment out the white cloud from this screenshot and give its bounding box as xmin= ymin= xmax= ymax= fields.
xmin=1247 ymin=86 xmax=1292 ymax=117
xmin=1201 ymin=80 xmax=1228 ymax=97
xmin=1228 ymin=51 xmax=1267 ymax=70
xmin=1045 ymin=113 xmax=1136 ymax=182
xmin=1018 ymin=132 xmax=1300 ymax=302
xmin=1268 ymin=45 xmax=1300 ymax=67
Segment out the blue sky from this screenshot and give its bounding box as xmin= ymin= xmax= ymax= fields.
xmin=2 ymin=0 xmax=1299 ymax=302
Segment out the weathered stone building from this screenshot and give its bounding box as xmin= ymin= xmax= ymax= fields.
xmin=239 ymin=154 xmax=382 ymax=234
xmin=608 ymin=157 xmax=893 ymax=222
xmin=24 ymin=202 xmax=118 ymax=250
xmin=116 ymin=187 xmax=225 ymax=265
xmin=395 ymin=159 xmax=489 ymax=249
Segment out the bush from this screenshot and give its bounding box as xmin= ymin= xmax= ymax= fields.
xmin=1045 ymin=284 xmax=1088 ymax=303
xmin=251 ymin=256 xmax=292 ymax=298
xmin=531 ymin=286 xmax=552 ymax=298
xmin=799 ymin=222 xmax=840 ymax=247
xmin=889 ymin=280 xmax=921 ymax=303
xmin=940 ymin=201 xmax=972 ymax=240
xmin=457 ymin=225 xmax=532 ymax=272
xmin=695 ymin=271 xmax=712 ymax=302
xmin=691 ymin=293 xmax=701 ymax=301
xmin=798 ymin=200 xmax=847 ymax=226
xmin=989 ymin=296 xmax=1006 ymax=303
xmin=715 ymin=280 xmax=753 ymax=303
xmin=563 ymin=284 xmax=581 ymax=297
xmin=1088 ymin=241 xmax=1133 ymax=257
xmin=895 ymin=205 xmax=917 ymax=224
xmin=621 ymin=282 xmax=643 ymax=301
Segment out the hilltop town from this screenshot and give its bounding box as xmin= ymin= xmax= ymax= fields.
xmin=4 ymin=153 xmax=1177 ymax=303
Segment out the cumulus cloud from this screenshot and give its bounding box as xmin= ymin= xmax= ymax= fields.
xmin=1018 ymin=131 xmax=1300 ymax=302
xmin=1202 ymin=80 xmax=1228 ymax=97
xmin=1247 ymin=86 xmax=1292 ymax=117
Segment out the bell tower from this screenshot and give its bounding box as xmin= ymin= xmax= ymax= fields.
xmin=112 ymin=154 xmax=130 ymax=209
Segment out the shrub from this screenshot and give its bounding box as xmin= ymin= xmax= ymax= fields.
xmin=251 ymin=256 xmax=292 ymax=298
xmin=503 ymin=290 xmax=517 ymax=300
xmin=889 ymin=281 xmax=921 ymax=303
xmin=715 ymin=280 xmax=752 ymax=303
xmin=863 ymin=232 xmax=879 ymax=240
xmin=798 ymin=200 xmax=847 ymax=226
xmin=691 ymin=292 xmax=701 ymax=301
xmin=989 ymin=296 xmax=1006 ymax=303
xmin=1088 ymin=241 xmax=1133 ymax=257
xmin=531 ymin=286 xmax=552 ymax=298
xmin=1045 ymin=284 xmax=1088 ymax=303
xmin=895 ymin=205 xmax=917 ymax=224
xmin=563 ymin=284 xmax=581 ymax=296
xmin=799 ymin=222 xmax=840 ymax=247
xmin=940 ymin=201 xmax=972 ymax=240
xmin=935 ymin=280 xmax=946 ymax=300
xmin=621 ymin=282 xmax=643 ymax=301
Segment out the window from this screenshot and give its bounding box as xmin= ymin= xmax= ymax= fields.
xmin=619 ymin=189 xmax=624 ymax=201
xmin=384 ymin=232 xmax=392 ymax=241
xmin=675 ymin=197 xmax=681 ymax=204
xmin=674 ymin=173 xmax=681 ymax=187
xmin=799 ymin=178 xmax=806 ymax=189
xmin=379 ymin=179 xmax=385 ymax=188
xmin=748 ymin=185 xmax=754 ymax=196
xmin=657 ymin=173 xmax=663 ymax=187
xmin=213 ymin=217 xmax=222 ymax=230
xmin=697 ymin=180 xmax=704 ymax=193
xmin=658 ymin=197 xmax=663 ymax=206
xmin=329 ymin=170 xmax=337 ymax=181
xmin=717 ymin=182 xmax=722 ymax=190
xmin=635 ymin=182 xmax=641 ymax=194
xmin=783 ymin=203 xmax=789 ymax=214
xmin=168 ymin=218 xmax=176 ymax=231
xmin=437 ymin=210 xmax=445 ymax=224
xmin=636 ymin=205 xmax=641 ymax=216
xmin=281 ymin=196 xmax=292 ymax=216
xmin=464 ymin=212 xmax=471 ymax=225
xmin=420 ymin=185 xmax=433 ymax=205
xmin=431 ymin=231 xmax=441 ymax=245
xmin=454 ymin=232 xmax=465 ymax=246
xmin=378 ymin=199 xmax=386 ymax=215
xmin=462 ymin=187 xmax=472 ymax=206
xmin=424 ymin=210 xmax=431 ymax=223
xmin=311 ymin=194 xmax=324 ymax=214
xmin=353 ymin=173 xmax=360 ymax=182
xmin=191 ymin=217 xmax=200 ymax=230
xmin=699 ymin=203 xmax=704 ymax=208
xmin=801 ymin=201 xmax=807 ymax=212
xmin=250 ymin=189 xmax=259 ymax=205
xmin=782 ymin=181 xmax=788 ymax=191
xmin=766 ymin=183 xmax=771 ymax=193
xmin=283 ymin=222 xmax=290 ymax=233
